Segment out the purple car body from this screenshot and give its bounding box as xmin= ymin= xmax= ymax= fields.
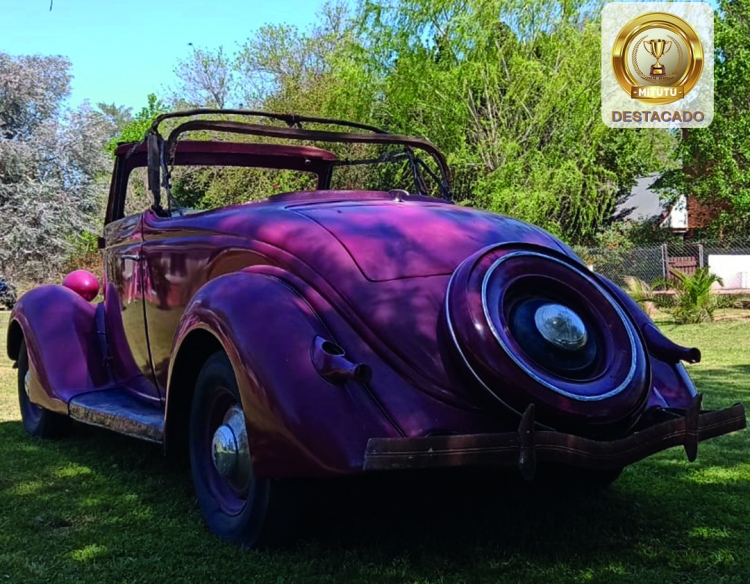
xmin=6 ymin=110 xmax=745 ymax=547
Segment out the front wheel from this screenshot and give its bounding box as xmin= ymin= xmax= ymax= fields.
xmin=17 ymin=339 xmax=70 ymax=439
xmin=189 ymin=351 xmax=298 ymax=548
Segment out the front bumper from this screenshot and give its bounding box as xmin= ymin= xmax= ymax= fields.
xmin=363 ymin=395 xmax=746 ymax=479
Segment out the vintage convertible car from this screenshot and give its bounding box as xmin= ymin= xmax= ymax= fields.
xmin=6 ymin=110 xmax=746 ymax=547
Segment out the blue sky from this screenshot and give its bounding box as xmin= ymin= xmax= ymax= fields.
xmin=2 ymin=0 xmax=719 ymax=113
xmin=0 ymin=0 xmax=335 ymax=111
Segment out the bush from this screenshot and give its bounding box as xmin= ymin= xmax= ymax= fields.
xmin=715 ymin=294 xmax=750 ymax=310
xmin=669 ymin=268 xmax=723 ymax=324
xmin=62 ymin=231 xmax=102 ymax=276
xmin=653 ymin=292 xmax=676 ymax=310
xmin=623 ymin=275 xmax=657 ymax=317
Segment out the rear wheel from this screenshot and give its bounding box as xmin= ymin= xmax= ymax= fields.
xmin=17 ymin=339 xmax=70 ymax=439
xmin=189 ymin=351 xmax=298 ymax=548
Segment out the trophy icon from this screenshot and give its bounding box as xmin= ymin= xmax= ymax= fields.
xmin=644 ymin=39 xmax=672 ymax=76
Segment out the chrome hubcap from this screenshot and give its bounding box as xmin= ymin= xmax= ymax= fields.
xmin=534 ymin=303 xmax=588 ymax=351
xmin=24 ymin=370 xmax=31 ymax=397
xmin=211 ymin=405 xmax=252 ymax=486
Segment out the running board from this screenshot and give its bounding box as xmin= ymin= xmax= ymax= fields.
xmin=68 ymin=389 xmax=164 ymax=443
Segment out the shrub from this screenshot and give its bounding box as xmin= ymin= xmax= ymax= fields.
xmin=62 ymin=231 xmax=102 ymax=277
xmin=669 ymin=268 xmax=724 ymax=324
xmin=653 ymin=292 xmax=676 ymax=310
xmin=623 ymin=275 xmax=658 ymax=317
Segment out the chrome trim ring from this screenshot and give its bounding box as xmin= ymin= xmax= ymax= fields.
xmin=211 ymin=405 xmax=252 ymax=486
xmin=446 ymin=269 xmax=512 ymax=411
xmin=480 ymin=251 xmax=639 ymax=402
xmin=446 ymin=266 xmax=550 ymax=425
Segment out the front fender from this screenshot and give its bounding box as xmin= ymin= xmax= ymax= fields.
xmin=167 ymin=271 xmax=400 ymax=478
xmin=598 ymin=276 xmax=698 ymax=410
xmin=7 ymin=285 xmax=110 ymax=413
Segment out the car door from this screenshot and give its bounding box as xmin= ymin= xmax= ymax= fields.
xmin=140 ymin=210 xmax=218 ymax=393
xmin=102 ymin=212 xmax=162 ymax=402
xmin=140 ymin=208 xmax=269 ymax=394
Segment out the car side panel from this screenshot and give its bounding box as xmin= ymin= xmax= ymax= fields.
xmin=244 ymin=266 xmax=515 ymax=439
xmin=167 ymin=271 xmax=402 ymax=477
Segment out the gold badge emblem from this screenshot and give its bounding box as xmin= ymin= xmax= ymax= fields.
xmin=612 ymin=12 xmax=704 ymax=104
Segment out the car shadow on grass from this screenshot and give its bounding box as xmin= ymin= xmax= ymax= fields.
xmin=691 ymin=364 xmax=750 ymax=393
xmin=1 ymin=413 xmax=749 ymax=583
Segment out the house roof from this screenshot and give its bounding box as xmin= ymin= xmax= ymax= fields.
xmin=615 ymin=174 xmax=669 ymax=222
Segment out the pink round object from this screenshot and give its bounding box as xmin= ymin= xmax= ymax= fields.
xmin=62 ymin=270 xmax=100 ymax=301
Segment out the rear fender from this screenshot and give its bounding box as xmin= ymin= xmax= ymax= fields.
xmin=599 ymin=276 xmax=698 ymax=409
xmin=7 ymin=285 xmax=110 ymax=414
xmin=167 ymin=271 xmax=399 ymax=478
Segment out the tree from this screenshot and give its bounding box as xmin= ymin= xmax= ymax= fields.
xmin=155 ymin=0 xmax=675 ymax=242
xmin=234 ymin=1 xmax=357 ymax=113
xmin=172 ymin=46 xmax=236 ymax=108
xmin=663 ymin=0 xmax=750 ymax=236
xmin=0 ymin=53 xmax=71 ymax=139
xmin=346 ymin=0 xmax=674 ymax=242
xmin=0 ymin=52 xmax=113 ymax=280
xmin=96 ymin=102 xmax=133 ymax=134
xmin=106 ymin=93 xmax=166 ymax=153
xmin=160 ymin=2 xmax=369 ymax=211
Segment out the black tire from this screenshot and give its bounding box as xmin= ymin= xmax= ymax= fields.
xmin=17 ymin=339 xmax=71 ymax=439
xmin=189 ymin=351 xmax=298 ymax=548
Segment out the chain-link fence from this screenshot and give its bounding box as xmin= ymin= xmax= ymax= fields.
xmin=578 ymin=237 xmax=750 ymax=291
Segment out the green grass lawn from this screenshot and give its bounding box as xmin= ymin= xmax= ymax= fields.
xmin=1 ymin=310 xmax=749 ymax=583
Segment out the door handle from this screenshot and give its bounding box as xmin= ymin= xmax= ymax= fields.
xmin=121 ymin=254 xmax=141 ymax=262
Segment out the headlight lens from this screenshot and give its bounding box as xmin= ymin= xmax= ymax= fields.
xmin=534 ymin=303 xmax=588 ymax=351
xmin=508 ymin=297 xmax=597 ymax=379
